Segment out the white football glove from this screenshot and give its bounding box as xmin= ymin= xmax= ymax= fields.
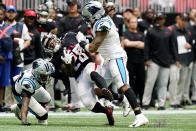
xmin=76 ymin=32 xmax=87 ymax=43
xmin=61 ymin=48 xmax=73 ymax=64
xmin=14 ymin=38 xmax=24 ymax=51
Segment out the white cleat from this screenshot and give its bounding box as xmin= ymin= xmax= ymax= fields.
xmin=38 ymin=120 xmax=48 ymax=125
xmin=122 ymin=97 xmax=130 ymax=117
xmin=129 ymin=114 xmax=149 ymax=127
xmin=10 ymin=104 xmax=21 ymax=120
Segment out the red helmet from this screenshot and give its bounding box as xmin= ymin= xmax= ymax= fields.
xmin=25 ymin=10 xmax=36 ymax=17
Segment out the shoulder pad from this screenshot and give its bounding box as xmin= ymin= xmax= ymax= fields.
xmin=95 ymin=19 xmax=111 ymax=32
xmin=21 ymin=78 xmax=36 ymax=94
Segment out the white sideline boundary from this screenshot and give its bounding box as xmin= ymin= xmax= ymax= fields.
xmin=1 ymin=110 xmax=196 ymax=117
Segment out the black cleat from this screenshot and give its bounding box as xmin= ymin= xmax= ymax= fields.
xmin=105 ymin=106 xmax=114 ymax=126
xmin=71 ymin=107 xmax=80 ymax=113
xmin=21 ymin=122 xmax=31 ymax=126
xmin=102 ymin=88 xmax=114 ymax=101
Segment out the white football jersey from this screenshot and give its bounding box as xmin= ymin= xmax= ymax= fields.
xmin=92 ymin=16 xmax=127 ymax=60
xmin=15 ymin=69 xmax=42 ymax=95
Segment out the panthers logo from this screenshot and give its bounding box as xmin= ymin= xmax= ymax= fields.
xmin=88 ymin=6 xmax=100 ymax=15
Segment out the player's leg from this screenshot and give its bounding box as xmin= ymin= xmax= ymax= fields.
xmin=109 ymin=58 xmax=148 ymax=127
xmin=45 ymin=77 xmax=55 ymax=110
xmin=156 ymin=67 xmax=170 ymax=109
xmin=12 ymin=94 xmax=48 ymax=125
xmin=169 ymin=64 xmax=179 ymax=108
xmin=77 ymin=69 xmax=114 ymax=126
xmin=142 ymin=61 xmax=159 ymax=108
xmin=30 ymin=87 xmax=51 ymax=125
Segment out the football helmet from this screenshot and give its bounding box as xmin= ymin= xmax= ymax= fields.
xmin=82 ymin=1 xmax=105 ymax=24
xmin=42 ymin=33 xmax=61 ymax=53
xmin=61 ymin=32 xmax=78 ymax=47
xmin=32 ymin=58 xmax=55 ymax=84
xmin=36 ymin=4 xmax=49 ymax=24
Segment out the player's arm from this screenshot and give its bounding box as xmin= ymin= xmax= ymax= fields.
xmin=21 ymin=88 xmax=32 ymax=125
xmin=89 ymin=31 xmax=107 ymax=53
xmin=22 ymin=24 xmax=31 ymax=50
xmin=122 ymin=39 xmax=144 ymax=49
xmin=20 ymin=80 xmax=35 ymax=125
xmin=21 ymin=94 xmax=31 ymax=125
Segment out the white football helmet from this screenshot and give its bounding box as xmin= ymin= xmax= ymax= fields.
xmin=32 ymin=58 xmax=55 ymax=84
xmin=36 ymin=4 xmax=49 ymax=24
xmin=42 ymin=33 xmax=61 ymax=53
xmin=82 ymin=1 xmax=105 ymax=24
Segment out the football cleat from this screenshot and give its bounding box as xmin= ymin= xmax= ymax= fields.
xmin=129 ymin=114 xmax=149 ymax=127
xmin=10 ymin=104 xmax=21 ymax=120
xmin=122 ymin=97 xmax=131 ymax=117
xmin=105 ymin=106 xmax=115 ymax=126
xmin=21 ymin=122 xmax=31 ymax=126
xmin=102 ymin=88 xmax=114 ymax=101
xmin=38 ymin=120 xmax=48 ymax=125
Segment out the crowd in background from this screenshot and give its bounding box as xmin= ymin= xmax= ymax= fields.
xmin=0 ymin=0 xmax=196 ymax=112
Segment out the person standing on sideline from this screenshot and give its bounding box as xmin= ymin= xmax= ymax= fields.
xmin=121 ymin=16 xmax=145 ymax=106
xmin=0 ymin=8 xmax=15 ymax=112
xmin=23 ymin=10 xmax=43 ymax=70
xmin=4 ymin=5 xmax=31 ymax=110
xmin=142 ymin=13 xmax=177 ymax=110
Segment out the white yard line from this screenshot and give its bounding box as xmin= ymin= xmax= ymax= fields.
xmin=1 ymin=110 xmax=196 ymax=117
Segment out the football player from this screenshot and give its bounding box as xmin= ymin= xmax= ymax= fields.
xmin=11 ymin=58 xmax=55 ymax=125
xmin=81 ymin=1 xmax=149 ymax=127
xmin=42 ymin=32 xmax=115 ymax=125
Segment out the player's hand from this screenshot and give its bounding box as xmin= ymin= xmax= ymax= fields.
xmin=145 ymin=61 xmax=151 ymax=67
xmin=76 ymin=32 xmax=87 ymax=43
xmin=175 ymin=61 xmax=180 ymax=68
xmin=21 ymin=122 xmax=31 ymax=126
xmin=184 ymin=43 xmax=192 ymax=49
xmin=61 ymin=48 xmax=73 ymax=64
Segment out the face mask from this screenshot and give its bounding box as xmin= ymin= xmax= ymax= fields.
xmin=39 ymin=17 xmax=47 ymax=24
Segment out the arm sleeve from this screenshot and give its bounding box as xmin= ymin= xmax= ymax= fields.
xmin=144 ymin=31 xmax=151 ymax=61
xmin=170 ymin=32 xmax=179 ymax=61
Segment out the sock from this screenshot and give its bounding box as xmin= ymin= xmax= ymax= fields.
xmin=124 ymin=88 xmax=140 ymax=111
xmin=91 ymin=102 xmax=108 ymax=114
xmin=134 ymin=110 xmax=142 ymax=116
xmin=118 ymin=93 xmax=124 ymax=102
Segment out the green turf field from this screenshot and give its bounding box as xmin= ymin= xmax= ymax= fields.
xmin=0 ymin=113 xmax=196 ymax=131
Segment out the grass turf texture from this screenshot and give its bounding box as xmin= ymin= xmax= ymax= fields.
xmin=0 ymin=113 xmax=196 ymax=131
